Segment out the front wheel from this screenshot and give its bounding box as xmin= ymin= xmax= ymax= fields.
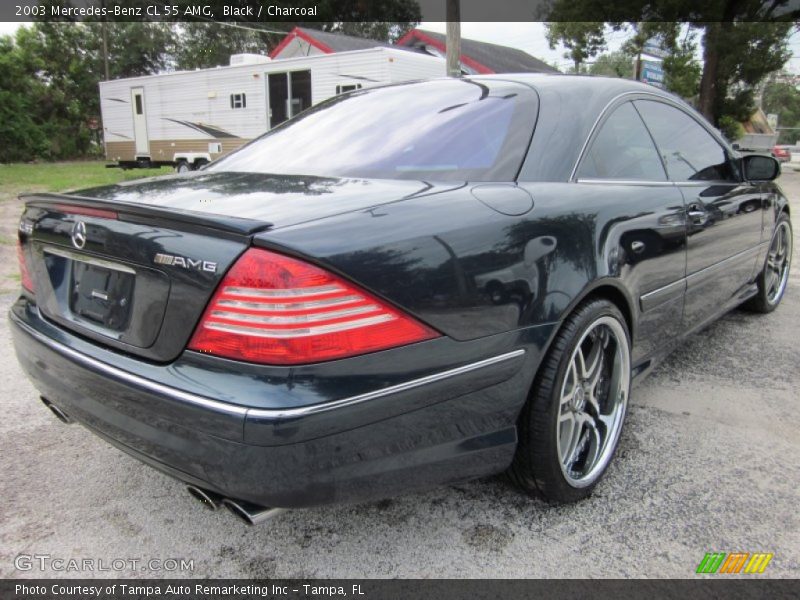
xmin=745 ymin=213 xmax=792 ymax=313
xmin=509 ymin=299 xmax=631 ymax=504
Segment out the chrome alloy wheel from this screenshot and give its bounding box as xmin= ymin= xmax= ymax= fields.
xmin=766 ymin=221 xmax=792 ymax=305
xmin=556 ymin=316 xmax=630 ymax=487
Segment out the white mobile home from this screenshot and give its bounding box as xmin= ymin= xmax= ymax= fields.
xmin=99 ymin=47 xmax=446 ymax=169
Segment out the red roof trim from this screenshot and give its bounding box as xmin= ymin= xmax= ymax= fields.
xmin=269 ymin=27 xmax=334 ymax=59
xmin=395 ymin=28 xmax=495 ymax=75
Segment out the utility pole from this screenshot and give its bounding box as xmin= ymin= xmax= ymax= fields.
xmin=446 ymin=0 xmax=461 ymax=78
xmin=101 ymin=0 xmax=109 ymax=80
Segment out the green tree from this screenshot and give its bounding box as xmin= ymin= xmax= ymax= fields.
xmin=0 ymin=34 xmax=48 ymax=162
xmin=545 ymin=22 xmax=606 ymax=72
xmin=700 ymin=21 xmax=792 ymax=125
xmin=662 ymin=34 xmax=701 ymax=101
xmin=95 ymin=22 xmax=175 ymax=78
xmin=544 ymin=1 xmax=795 ymax=127
xmin=14 ymin=22 xmax=100 ymax=158
xmin=589 ymin=51 xmax=634 ymax=78
xmin=174 ymin=22 xmax=283 ymax=70
xmin=763 ymin=78 xmax=800 ymax=144
xmin=1 ymin=21 xmax=174 ymax=161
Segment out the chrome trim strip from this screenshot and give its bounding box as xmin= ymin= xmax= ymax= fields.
xmin=216 ymin=295 xmax=362 ymax=312
xmin=639 ymin=279 xmax=686 ymax=312
xmin=576 ymin=179 xmax=675 ymax=187
xmin=686 ymin=244 xmax=763 ymax=288
xmin=210 ymin=304 xmax=380 ymax=324
xmin=11 ymin=314 xmax=248 ymax=416
xmin=224 ymin=284 xmax=344 ymax=298
xmin=204 ymin=313 xmax=395 ymax=337
xmin=43 ymin=246 xmax=136 ymax=274
xmin=575 ymin=178 xmax=739 ymax=189
xmin=11 ymin=313 xmax=526 ymax=421
xmin=638 ymin=242 xmax=768 ymax=312
xmin=247 ymin=349 xmax=527 ymax=419
xmin=674 ymin=181 xmax=739 ymax=187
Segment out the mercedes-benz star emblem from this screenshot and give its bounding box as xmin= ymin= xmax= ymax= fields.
xmin=71 ymin=221 xmax=87 ymax=249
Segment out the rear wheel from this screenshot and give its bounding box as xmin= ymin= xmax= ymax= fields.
xmin=175 ymin=161 xmax=191 ymax=174
xmin=746 ymin=213 xmax=792 ymax=313
xmin=509 ymin=299 xmax=631 ymax=504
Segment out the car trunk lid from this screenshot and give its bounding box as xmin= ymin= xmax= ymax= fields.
xmin=19 ymin=172 xmax=456 ymax=362
xmin=19 ymin=197 xmax=255 ymax=362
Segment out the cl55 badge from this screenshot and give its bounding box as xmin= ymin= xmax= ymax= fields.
xmin=154 ymin=253 xmax=217 ymax=273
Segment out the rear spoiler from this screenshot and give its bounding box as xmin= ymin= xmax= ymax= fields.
xmin=21 ymin=192 xmax=273 ymax=237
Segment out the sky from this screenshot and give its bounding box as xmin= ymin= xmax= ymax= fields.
xmin=420 ymin=21 xmax=800 ymax=74
xmin=1 ymin=20 xmax=799 ymax=73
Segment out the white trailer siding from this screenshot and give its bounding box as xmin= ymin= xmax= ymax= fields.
xmin=100 ymin=48 xmax=446 ymax=165
xmin=387 ymin=50 xmax=446 ymax=82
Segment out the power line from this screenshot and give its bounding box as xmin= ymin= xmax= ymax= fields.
xmin=149 ymin=1 xmax=288 ymax=36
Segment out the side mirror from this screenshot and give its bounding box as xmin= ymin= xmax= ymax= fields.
xmin=743 ymin=154 xmax=780 ymax=181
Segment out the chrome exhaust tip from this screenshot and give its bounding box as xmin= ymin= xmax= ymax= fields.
xmin=222 ymin=498 xmax=286 ymax=526
xmin=186 ymin=486 xmax=224 ymax=511
xmin=40 ymin=397 xmax=73 ymax=424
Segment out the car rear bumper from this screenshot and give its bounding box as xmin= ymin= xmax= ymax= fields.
xmin=10 ymin=297 xmax=551 ymax=508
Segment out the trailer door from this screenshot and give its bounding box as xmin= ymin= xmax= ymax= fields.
xmin=267 ymin=70 xmax=311 ymax=129
xmin=130 ymin=87 xmax=149 ymax=156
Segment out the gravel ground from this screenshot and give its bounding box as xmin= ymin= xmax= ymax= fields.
xmin=0 ymin=173 xmax=798 ymax=579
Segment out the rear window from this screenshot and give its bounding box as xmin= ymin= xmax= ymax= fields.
xmin=208 ymin=79 xmax=538 ymax=182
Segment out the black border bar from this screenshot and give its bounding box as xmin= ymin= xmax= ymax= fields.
xmin=2 ymin=579 xmax=800 ymax=600
xmin=3 ymin=0 xmax=800 ymax=22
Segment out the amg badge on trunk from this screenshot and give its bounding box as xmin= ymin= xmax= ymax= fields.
xmin=153 ymin=253 xmax=217 ymax=273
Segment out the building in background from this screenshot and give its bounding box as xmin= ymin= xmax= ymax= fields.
xmin=271 ymin=27 xmax=559 ymax=75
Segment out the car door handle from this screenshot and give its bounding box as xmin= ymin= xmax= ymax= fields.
xmin=686 ymin=204 xmax=707 ymax=222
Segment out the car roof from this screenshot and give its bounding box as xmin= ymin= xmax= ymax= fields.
xmin=471 ymin=72 xmax=678 ymax=105
xmin=461 ymin=74 xmax=707 ymax=182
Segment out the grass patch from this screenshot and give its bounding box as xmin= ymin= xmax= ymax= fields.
xmin=0 ymin=161 xmax=172 ymax=199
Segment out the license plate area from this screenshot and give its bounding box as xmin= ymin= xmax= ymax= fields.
xmin=69 ymin=259 xmax=135 ymax=332
xmin=36 ymin=245 xmax=170 ymax=348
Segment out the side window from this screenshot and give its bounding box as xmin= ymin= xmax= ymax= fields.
xmin=336 ymin=84 xmax=362 ymax=95
xmin=577 ymin=102 xmax=666 ymax=181
xmin=230 ymin=93 xmax=246 ymax=109
xmin=634 ymin=100 xmax=737 ymax=182
xmin=134 ymin=94 xmax=143 ymax=115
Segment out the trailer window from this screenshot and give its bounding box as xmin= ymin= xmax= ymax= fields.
xmin=209 ymin=79 xmax=538 ymax=182
xmin=336 ymin=84 xmax=362 ymax=95
xmin=134 ymin=94 xmax=143 ymax=115
xmin=230 ymin=93 xmax=246 ymax=109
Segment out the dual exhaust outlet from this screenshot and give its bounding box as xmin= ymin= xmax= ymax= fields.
xmin=186 ymin=486 xmax=286 ymax=526
xmin=41 ymin=397 xmax=285 ymax=526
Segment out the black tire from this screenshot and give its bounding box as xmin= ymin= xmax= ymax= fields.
xmin=745 ymin=212 xmax=792 ymax=314
xmin=508 ymin=298 xmax=631 ymax=504
xmin=175 ymin=161 xmax=191 ymax=174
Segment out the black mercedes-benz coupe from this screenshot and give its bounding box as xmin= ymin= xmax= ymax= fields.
xmin=11 ymin=76 xmax=792 ymax=524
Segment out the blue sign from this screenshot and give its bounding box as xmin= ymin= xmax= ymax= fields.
xmin=641 ymin=60 xmax=665 ymax=89
xmin=643 ymin=38 xmax=669 ymax=59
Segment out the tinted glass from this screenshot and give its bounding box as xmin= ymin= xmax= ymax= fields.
xmin=635 ymin=100 xmax=737 ymax=182
xmin=134 ymin=94 xmax=143 ymax=115
xmin=577 ymin=102 xmax=666 ymax=181
xmin=208 ymin=79 xmax=537 ymax=181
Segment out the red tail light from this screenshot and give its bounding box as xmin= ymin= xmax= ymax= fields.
xmin=17 ymin=239 xmax=35 ymax=293
xmin=188 ymin=248 xmax=439 ymax=365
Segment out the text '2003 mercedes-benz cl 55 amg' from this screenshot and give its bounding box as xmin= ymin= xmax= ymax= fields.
xmin=11 ymin=76 xmax=792 ymax=525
